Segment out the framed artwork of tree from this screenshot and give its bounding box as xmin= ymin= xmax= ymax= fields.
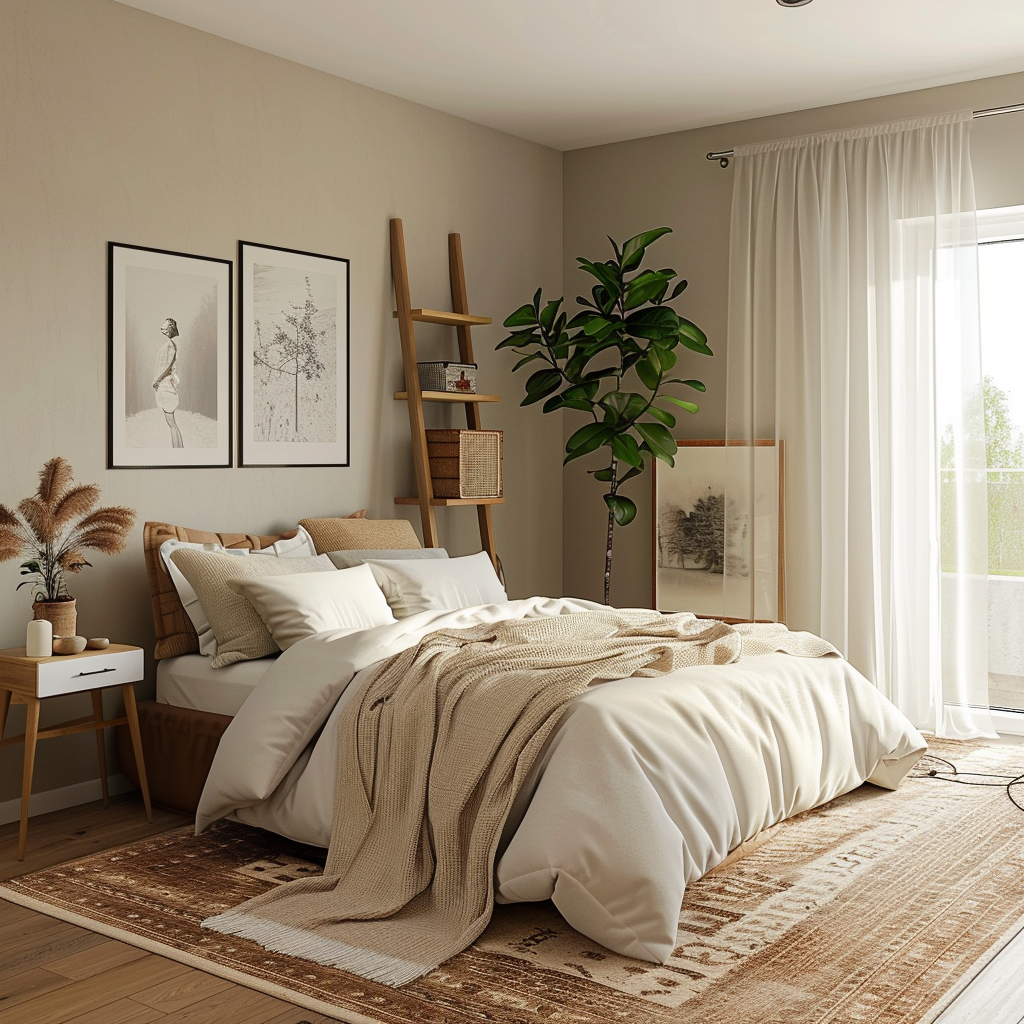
xmin=653 ymin=440 xmax=785 ymax=622
xmin=239 ymin=241 xmax=350 ymax=467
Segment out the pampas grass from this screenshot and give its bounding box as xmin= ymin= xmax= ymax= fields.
xmin=0 ymin=457 xmax=136 ymax=602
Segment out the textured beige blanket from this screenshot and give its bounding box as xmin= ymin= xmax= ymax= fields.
xmin=204 ymin=609 xmax=837 ymax=985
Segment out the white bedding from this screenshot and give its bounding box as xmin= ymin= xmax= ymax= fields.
xmin=196 ymin=597 xmax=926 ymax=963
xmin=156 ymin=654 xmax=276 ymax=716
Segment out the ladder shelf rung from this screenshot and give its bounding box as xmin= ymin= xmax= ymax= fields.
xmin=392 ymin=309 xmax=492 ymax=327
xmin=394 ymin=390 xmax=499 ymax=404
xmin=394 ymin=496 xmax=505 ymax=507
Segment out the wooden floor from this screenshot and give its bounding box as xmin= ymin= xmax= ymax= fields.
xmin=0 ymin=794 xmax=334 ymax=1024
xmin=1 ymin=793 xmax=1023 ymax=1024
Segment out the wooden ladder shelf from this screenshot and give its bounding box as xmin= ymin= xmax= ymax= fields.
xmin=389 ymin=218 xmax=501 ymax=568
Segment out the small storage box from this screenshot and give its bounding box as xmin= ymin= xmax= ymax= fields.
xmin=417 ymin=361 xmax=478 ymax=394
xmin=427 ymin=429 xmax=503 ymax=499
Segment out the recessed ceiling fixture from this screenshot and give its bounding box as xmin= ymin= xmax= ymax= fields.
xmin=777 ymin=0 xmax=813 ymax=6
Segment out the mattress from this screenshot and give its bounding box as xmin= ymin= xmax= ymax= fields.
xmin=156 ymin=653 xmax=276 ymax=717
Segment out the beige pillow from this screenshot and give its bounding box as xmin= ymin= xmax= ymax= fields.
xmin=169 ymin=549 xmax=335 ymax=668
xmin=300 ymin=517 xmax=420 ymax=553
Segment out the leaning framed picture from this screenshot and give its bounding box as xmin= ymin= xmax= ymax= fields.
xmin=653 ymin=440 xmax=785 ymax=622
xmin=108 ymin=243 xmax=233 ymax=468
xmin=238 ymin=241 xmax=350 ymax=467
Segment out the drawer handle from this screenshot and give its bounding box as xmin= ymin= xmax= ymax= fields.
xmin=73 ymin=667 xmax=117 ymax=678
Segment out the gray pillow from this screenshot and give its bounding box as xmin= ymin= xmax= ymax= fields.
xmin=327 ymin=548 xmax=449 ymax=569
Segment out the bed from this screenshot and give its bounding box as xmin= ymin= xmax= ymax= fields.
xmin=132 ymin=516 xmax=927 ymax=978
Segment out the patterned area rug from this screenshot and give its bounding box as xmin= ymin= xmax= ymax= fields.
xmin=2 ymin=738 xmax=1023 ymax=1024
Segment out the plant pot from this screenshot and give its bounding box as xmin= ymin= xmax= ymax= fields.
xmin=33 ymin=599 xmax=77 ymax=638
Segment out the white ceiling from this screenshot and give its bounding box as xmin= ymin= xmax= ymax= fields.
xmin=115 ymin=0 xmax=1024 ymax=151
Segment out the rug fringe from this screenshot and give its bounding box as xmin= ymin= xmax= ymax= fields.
xmin=202 ymin=911 xmax=432 ymax=987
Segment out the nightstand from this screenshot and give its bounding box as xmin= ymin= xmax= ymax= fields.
xmin=0 ymin=643 xmax=153 ymax=861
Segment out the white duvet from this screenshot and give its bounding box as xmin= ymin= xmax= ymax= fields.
xmin=196 ymin=597 xmax=927 ymax=964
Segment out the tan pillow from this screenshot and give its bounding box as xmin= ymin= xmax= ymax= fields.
xmin=300 ymin=517 xmax=420 ymax=553
xmin=169 ymin=549 xmax=334 ymax=668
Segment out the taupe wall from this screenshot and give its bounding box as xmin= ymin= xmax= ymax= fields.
xmin=0 ymin=0 xmax=563 ymax=805
xmin=562 ymin=72 xmax=1024 ymax=608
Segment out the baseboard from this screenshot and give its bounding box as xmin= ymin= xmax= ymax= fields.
xmin=992 ymin=708 xmax=1024 ymax=737
xmin=0 ymin=774 xmax=135 ymax=826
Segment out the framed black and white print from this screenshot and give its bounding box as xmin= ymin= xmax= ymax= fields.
xmin=108 ymin=243 xmax=232 ymax=468
xmin=654 ymin=440 xmax=785 ymax=622
xmin=239 ymin=241 xmax=350 ymax=467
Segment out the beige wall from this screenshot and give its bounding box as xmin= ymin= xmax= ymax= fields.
xmin=0 ymin=0 xmax=563 ymax=806
xmin=562 ymin=72 xmax=1024 ymax=608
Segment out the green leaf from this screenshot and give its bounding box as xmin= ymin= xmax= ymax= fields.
xmin=606 ymin=235 xmax=622 ymax=262
xmin=636 ymin=351 xmax=662 ymax=390
xmin=669 ymin=279 xmax=688 ymax=300
xmin=662 ymin=395 xmax=700 ymax=414
xmin=677 ymin=318 xmax=713 ymax=355
xmin=625 ymin=305 xmax=679 ymax=340
xmin=522 ymin=368 xmax=562 ymax=406
xmin=604 ymin=493 xmax=638 ymax=526
xmin=620 ymin=227 xmax=672 ymax=273
xmin=600 ymin=391 xmax=647 ymax=422
xmin=504 ymin=303 xmax=537 ymax=329
xmin=658 ymin=347 xmax=677 ymax=371
xmin=512 ymin=352 xmax=545 ymax=371
xmin=497 ymin=328 xmax=542 ymax=349
xmin=665 ymin=378 xmax=706 ymax=392
xmin=623 ymin=269 xmax=676 ymax=311
xmin=532 ymin=287 xmax=543 ymax=314
xmin=646 ymin=406 xmax=677 ymax=428
xmin=564 ymin=423 xmax=616 ymax=464
xmin=539 ymin=298 xmax=562 ymax=331
xmin=575 ymin=295 xmax=596 ymax=309
xmin=590 ymin=467 xmax=615 ymax=482
xmin=611 ymin=433 xmax=643 ymax=469
xmin=619 ymin=464 xmax=645 ymax=484
xmin=635 ymin=421 xmax=677 ymax=462
xmin=577 ymin=258 xmax=622 ymax=297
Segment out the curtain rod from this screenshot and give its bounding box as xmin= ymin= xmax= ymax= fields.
xmin=705 ymin=102 xmax=1024 ymax=167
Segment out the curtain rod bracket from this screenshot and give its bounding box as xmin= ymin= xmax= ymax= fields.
xmin=706 ymin=150 xmax=733 ymax=168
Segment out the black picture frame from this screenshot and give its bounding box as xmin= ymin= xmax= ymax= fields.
xmin=238 ymin=241 xmax=351 ymax=467
xmin=108 ymin=242 xmax=233 ymax=469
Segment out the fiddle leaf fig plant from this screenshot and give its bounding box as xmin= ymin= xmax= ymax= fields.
xmin=498 ymin=227 xmax=712 ymax=604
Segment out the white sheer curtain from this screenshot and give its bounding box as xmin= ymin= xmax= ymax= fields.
xmin=725 ymin=110 xmax=994 ymax=737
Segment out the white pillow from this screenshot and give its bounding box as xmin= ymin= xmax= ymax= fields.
xmin=227 ymin=564 xmax=396 ymax=651
xmin=159 ymin=527 xmax=317 ymax=656
xmin=365 ymin=551 xmax=507 ymax=617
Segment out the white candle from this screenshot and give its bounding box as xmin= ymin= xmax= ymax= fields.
xmin=26 ymin=618 xmax=53 ymax=658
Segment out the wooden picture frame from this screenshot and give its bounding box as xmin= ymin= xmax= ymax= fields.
xmin=238 ymin=241 xmax=350 ymax=467
xmin=653 ymin=440 xmax=786 ymax=622
xmin=108 ymin=243 xmax=232 ymax=469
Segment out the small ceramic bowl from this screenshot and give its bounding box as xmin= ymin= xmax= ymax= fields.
xmin=53 ymin=635 xmax=88 ymax=655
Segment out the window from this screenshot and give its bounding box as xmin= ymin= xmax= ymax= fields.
xmin=977 ymin=207 xmax=1024 ymax=713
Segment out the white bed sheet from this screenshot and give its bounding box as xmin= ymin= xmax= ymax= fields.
xmin=156 ymin=654 xmax=276 ymax=717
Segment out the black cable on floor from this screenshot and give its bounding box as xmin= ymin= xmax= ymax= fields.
xmin=909 ymin=753 xmax=1024 ymax=814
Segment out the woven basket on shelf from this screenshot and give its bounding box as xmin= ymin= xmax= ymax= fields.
xmin=426 ymin=429 xmax=503 ymax=499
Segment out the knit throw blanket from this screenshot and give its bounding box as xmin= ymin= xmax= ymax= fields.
xmin=203 ymin=609 xmax=837 ymax=985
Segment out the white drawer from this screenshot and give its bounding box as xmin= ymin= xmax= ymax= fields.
xmin=36 ymin=648 xmax=144 ymax=698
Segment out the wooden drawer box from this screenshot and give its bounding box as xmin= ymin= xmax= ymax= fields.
xmin=426 ymin=429 xmax=503 ymax=499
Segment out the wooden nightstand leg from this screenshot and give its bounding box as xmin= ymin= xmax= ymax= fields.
xmin=18 ymin=697 xmax=40 ymax=862
xmin=121 ymin=683 xmax=152 ymax=822
xmin=0 ymin=688 xmax=10 ymax=741
xmin=91 ymin=689 xmax=109 ymax=808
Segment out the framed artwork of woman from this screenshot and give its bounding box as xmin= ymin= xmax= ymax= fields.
xmin=108 ymin=243 xmax=232 ymax=468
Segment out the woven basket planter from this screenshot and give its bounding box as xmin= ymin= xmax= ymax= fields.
xmin=33 ymin=598 xmax=77 ymax=638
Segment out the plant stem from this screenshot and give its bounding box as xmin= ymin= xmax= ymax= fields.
xmin=604 ymin=456 xmax=619 ymax=605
